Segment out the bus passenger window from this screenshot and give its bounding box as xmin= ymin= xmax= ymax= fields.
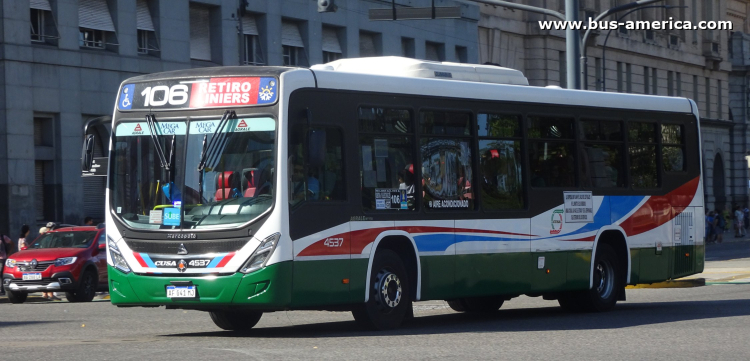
xmin=528 ymin=116 xmax=576 ymax=188
xmin=580 ymin=120 xmax=625 ymax=188
xmin=662 ymin=124 xmax=684 ymax=172
xmin=289 ymin=126 xmax=345 ymax=206
xmin=477 ymin=114 xmax=524 ymax=210
xmin=421 ymin=110 xmax=474 ymax=210
xmin=628 ymin=122 xmax=658 ymax=188
xmin=359 ymin=107 xmax=415 ymax=211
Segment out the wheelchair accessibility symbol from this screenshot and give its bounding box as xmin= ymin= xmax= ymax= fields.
xmin=119 ymin=84 xmax=135 ymax=110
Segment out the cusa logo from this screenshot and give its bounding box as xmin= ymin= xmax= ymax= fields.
xmin=323 ymin=237 xmax=344 ymax=247
xmin=550 ymin=209 xmax=564 ymax=234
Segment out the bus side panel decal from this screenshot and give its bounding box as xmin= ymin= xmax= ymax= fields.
xmin=619 ymin=177 xmax=700 ymax=237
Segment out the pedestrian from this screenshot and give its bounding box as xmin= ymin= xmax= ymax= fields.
xmin=705 ymin=211 xmax=715 ymax=243
xmin=0 ymin=233 xmax=13 ymax=296
xmin=36 ymin=225 xmax=59 ymax=301
xmin=83 ymin=217 xmax=93 ymax=226
xmin=715 ymin=209 xmax=725 ymax=243
xmin=744 ymin=206 xmax=749 ymax=231
xmin=17 ymin=224 xmax=30 ymax=251
xmin=735 ymin=206 xmax=745 ymax=238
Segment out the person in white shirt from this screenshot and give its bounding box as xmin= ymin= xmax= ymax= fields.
xmin=735 ymin=206 xmax=745 ymax=238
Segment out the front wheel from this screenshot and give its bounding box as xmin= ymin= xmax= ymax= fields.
xmin=66 ymin=270 xmax=97 ymax=303
xmin=7 ymin=290 xmax=27 ymax=304
xmin=352 ymin=249 xmax=412 ymax=330
xmin=209 ymin=310 xmax=263 ymax=331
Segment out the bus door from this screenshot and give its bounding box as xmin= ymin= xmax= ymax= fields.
xmin=288 ymin=98 xmax=354 ymax=307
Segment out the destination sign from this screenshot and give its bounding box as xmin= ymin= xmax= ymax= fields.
xmin=117 ymin=77 xmax=277 ymax=111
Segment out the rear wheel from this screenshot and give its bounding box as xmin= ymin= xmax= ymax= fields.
xmin=209 ymin=310 xmax=263 ymax=331
xmin=448 ymin=297 xmax=504 ymax=313
xmin=352 ymin=249 xmax=412 ymax=330
xmin=7 ymin=290 xmax=27 ymax=304
xmin=66 ymin=270 xmax=97 ymax=303
xmin=558 ymin=244 xmax=622 ymax=312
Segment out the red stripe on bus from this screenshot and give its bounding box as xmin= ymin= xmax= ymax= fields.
xmin=619 ymin=176 xmax=700 ymax=237
xmin=216 ymin=253 xmax=234 ymax=268
xmin=132 ymin=252 xmax=148 ymax=267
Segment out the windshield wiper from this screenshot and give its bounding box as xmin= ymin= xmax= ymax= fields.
xmin=145 ymin=114 xmax=170 ymax=171
xmin=197 ymin=110 xmax=236 ymax=171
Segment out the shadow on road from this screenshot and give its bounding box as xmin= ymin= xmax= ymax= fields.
xmin=163 ymin=298 xmax=750 ymax=338
xmin=0 ymin=321 xmax=69 ymax=328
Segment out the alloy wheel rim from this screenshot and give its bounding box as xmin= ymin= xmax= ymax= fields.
xmin=374 ymin=269 xmax=402 ymax=310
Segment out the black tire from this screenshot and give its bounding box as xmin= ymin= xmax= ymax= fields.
xmin=209 ymin=310 xmax=263 ymax=331
xmin=7 ymin=290 xmax=27 ymax=304
xmin=560 ymin=244 xmax=622 ymax=312
xmin=352 ymin=249 xmax=412 ymax=330
xmin=448 ymin=297 xmax=504 ymax=313
xmin=66 ymin=270 xmax=97 ymax=303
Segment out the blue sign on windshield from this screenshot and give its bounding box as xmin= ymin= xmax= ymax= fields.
xmin=162 ymin=208 xmax=181 ymax=226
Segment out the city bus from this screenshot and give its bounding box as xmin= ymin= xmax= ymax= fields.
xmin=82 ymin=57 xmax=704 ymax=331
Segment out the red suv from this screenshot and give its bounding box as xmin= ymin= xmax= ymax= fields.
xmin=2 ymin=226 xmax=108 ymax=303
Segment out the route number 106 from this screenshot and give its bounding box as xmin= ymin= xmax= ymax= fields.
xmin=141 ymin=85 xmax=189 ymax=107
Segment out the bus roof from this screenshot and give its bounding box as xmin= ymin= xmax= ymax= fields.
xmin=122 ymin=65 xmax=294 ymax=84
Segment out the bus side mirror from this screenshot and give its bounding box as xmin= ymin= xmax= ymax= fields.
xmin=81 ymin=134 xmax=95 ymax=172
xmin=308 ymin=129 xmax=326 ymax=167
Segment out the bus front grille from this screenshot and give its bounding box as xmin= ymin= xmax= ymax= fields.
xmin=124 ymin=239 xmax=250 ymax=255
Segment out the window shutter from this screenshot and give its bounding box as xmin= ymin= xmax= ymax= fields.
xmin=322 ymin=28 xmax=342 ymax=54
xmin=281 ymin=22 xmax=304 ymax=48
xmin=30 ymin=0 xmax=52 ymax=11
xmin=359 ymin=33 xmax=377 ymax=57
xmin=190 ymin=6 xmax=211 ymax=61
xmin=79 ymin=0 xmax=116 ymax=32
xmin=136 ymin=0 xmax=155 ymax=32
xmin=242 ymin=16 xmax=258 ymax=36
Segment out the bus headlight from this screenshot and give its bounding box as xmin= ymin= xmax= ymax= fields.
xmin=108 ymin=237 xmax=131 ymax=274
xmin=240 ymin=233 xmax=281 ymax=274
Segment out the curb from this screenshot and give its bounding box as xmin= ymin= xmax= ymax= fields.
xmin=626 ymin=278 xmax=706 ymax=289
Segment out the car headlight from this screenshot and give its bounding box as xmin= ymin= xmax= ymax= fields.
xmin=54 ymin=257 xmax=77 ymax=266
xmin=108 ymin=237 xmax=131 ymax=274
xmin=5 ymin=259 xmax=15 ymax=268
xmin=240 ymin=233 xmax=281 ymax=274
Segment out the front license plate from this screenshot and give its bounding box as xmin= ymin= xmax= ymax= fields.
xmin=166 ymin=285 xmax=196 ymax=298
xmin=22 ymin=273 xmax=42 ymax=281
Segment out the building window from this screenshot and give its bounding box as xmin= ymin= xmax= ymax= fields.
xmin=455 ymin=46 xmax=468 ymax=63
xmin=644 ymin=66 xmax=650 ymax=94
xmin=322 ymin=27 xmax=342 ymax=63
xmin=34 ymin=115 xmax=57 ymax=222
xmin=626 ymin=63 xmax=632 ymax=93
xmin=359 ymin=32 xmax=380 ymax=57
xmin=402 ymin=37 xmax=415 ymax=58
xmin=559 ymin=51 xmax=567 ymax=88
xmin=595 ymin=57 xmax=602 ymax=91
xmin=676 ymin=72 xmax=682 ymax=96
xmin=668 ymin=71 xmax=674 ymax=96
xmin=282 ymin=21 xmax=306 ymax=66
xmin=30 ymin=1 xmax=58 ymax=45
xmin=617 ymin=62 xmax=623 ymax=92
xmin=136 ymin=0 xmax=158 ymax=55
xmin=705 ymin=77 xmax=711 ymax=117
xmin=190 ymin=4 xmax=212 ymax=61
xmin=717 ymin=79 xmax=722 ymax=119
xmin=651 ymin=68 xmax=658 ymax=94
xmin=78 ymin=0 xmax=117 ymax=50
xmin=425 ymin=42 xmax=444 ymax=61
xmin=242 ymin=15 xmax=264 ymax=65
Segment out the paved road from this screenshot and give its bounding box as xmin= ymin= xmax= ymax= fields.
xmin=1 ymin=241 xmax=749 ymax=360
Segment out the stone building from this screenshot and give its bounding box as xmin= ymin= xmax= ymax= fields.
xmin=478 ymin=0 xmax=745 ymax=212
xmin=0 ymin=0 xmax=479 ymax=236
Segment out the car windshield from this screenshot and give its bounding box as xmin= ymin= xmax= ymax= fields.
xmin=31 ymin=231 xmax=98 ymax=249
xmin=111 ymin=115 xmax=276 ymax=230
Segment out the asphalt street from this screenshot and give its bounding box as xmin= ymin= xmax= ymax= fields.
xmin=1 ymin=241 xmax=749 ymax=361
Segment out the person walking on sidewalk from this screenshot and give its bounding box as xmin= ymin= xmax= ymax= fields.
xmin=17 ymin=224 xmax=30 ymax=251
xmin=0 ymin=233 xmax=13 ymax=296
xmin=735 ymin=206 xmax=745 ymax=238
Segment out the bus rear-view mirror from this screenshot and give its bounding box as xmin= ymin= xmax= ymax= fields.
xmin=81 ymin=134 xmax=95 ymax=172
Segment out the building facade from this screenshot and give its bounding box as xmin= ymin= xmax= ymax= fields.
xmin=0 ymin=0 xmax=479 ymax=236
xmin=478 ymin=0 xmax=747 ymax=212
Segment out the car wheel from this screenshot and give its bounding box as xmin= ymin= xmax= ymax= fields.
xmin=209 ymin=310 xmax=263 ymax=331
xmin=67 ymin=270 xmax=97 ymax=303
xmin=7 ymin=290 xmax=28 ymax=304
xmin=448 ymin=297 xmax=504 ymax=313
xmin=352 ymin=249 xmax=412 ymax=330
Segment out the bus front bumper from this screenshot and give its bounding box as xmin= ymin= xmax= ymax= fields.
xmin=107 ymin=261 xmax=292 ymax=310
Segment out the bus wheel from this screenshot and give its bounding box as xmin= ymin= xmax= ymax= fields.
xmin=448 ymin=297 xmax=504 ymax=313
xmin=7 ymin=290 xmax=28 ymax=304
xmin=209 ymin=310 xmax=263 ymax=331
xmin=352 ymin=249 xmax=411 ymax=330
xmin=581 ymin=243 xmax=622 ymax=312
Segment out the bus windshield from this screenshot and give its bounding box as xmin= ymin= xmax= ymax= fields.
xmin=111 ymin=115 xmax=276 ymax=230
